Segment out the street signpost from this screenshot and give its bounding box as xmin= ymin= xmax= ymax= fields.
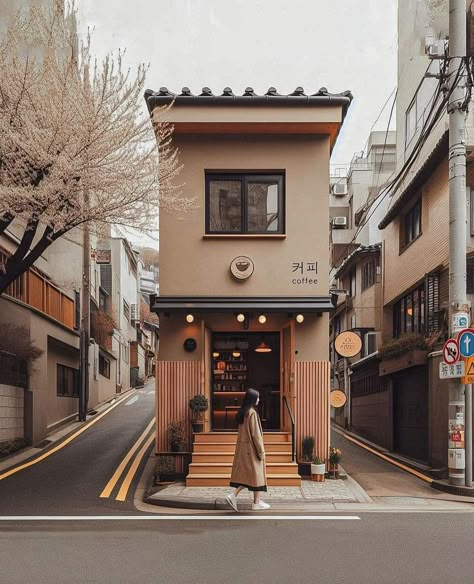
xmin=457 ymin=328 xmax=474 ymax=358
xmin=461 ymin=356 xmax=474 ymax=385
xmin=443 ymin=338 xmax=460 ymax=365
xmin=440 ymin=360 xmax=465 ymax=379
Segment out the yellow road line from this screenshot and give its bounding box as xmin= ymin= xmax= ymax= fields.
xmin=115 ymin=432 xmax=155 ymax=502
xmin=0 ymin=389 xmax=138 ymax=482
xmin=333 ymin=427 xmax=433 ymax=484
xmin=100 ymin=418 xmax=155 ymax=499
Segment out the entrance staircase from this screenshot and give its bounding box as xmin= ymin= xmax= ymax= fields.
xmin=186 ymin=432 xmax=301 ymax=487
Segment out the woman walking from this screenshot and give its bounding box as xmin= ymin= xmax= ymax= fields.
xmin=225 ymin=388 xmax=270 ymax=511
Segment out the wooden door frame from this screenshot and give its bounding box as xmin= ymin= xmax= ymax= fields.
xmin=280 ymin=320 xmax=295 ymax=432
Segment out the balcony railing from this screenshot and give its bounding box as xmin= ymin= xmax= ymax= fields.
xmin=1 ymin=248 xmax=75 ymax=330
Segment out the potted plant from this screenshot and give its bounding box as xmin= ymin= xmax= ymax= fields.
xmin=168 ymin=420 xmax=186 ymax=452
xmin=189 ymin=394 xmax=209 ymax=433
xmin=328 ymin=447 xmax=342 ymax=479
xmin=298 ymin=436 xmax=315 ymax=476
xmin=311 ymin=456 xmax=326 ymax=482
xmin=155 ymin=455 xmax=177 ymax=483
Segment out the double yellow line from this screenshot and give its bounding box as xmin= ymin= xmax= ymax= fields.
xmin=100 ymin=417 xmax=155 ymax=502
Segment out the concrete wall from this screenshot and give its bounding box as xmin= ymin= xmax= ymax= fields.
xmin=0 ymin=385 xmax=24 ymax=442
xmin=160 ymin=134 xmax=330 ymax=298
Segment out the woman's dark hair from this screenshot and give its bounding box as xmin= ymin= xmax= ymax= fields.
xmin=236 ymin=388 xmax=259 ymax=425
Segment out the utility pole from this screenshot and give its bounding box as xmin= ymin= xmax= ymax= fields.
xmin=80 ymin=201 xmax=90 ymax=422
xmin=447 ymin=0 xmax=469 ymax=486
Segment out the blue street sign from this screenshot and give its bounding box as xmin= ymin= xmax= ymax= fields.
xmin=458 ymin=329 xmax=474 ymax=358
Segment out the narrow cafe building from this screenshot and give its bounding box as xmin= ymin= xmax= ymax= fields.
xmin=145 ymin=85 xmax=352 ymax=485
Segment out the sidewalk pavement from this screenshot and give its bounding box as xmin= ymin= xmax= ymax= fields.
xmin=139 ymin=460 xmax=474 ymax=514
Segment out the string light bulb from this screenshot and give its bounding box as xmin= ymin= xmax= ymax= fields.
xmin=186 ymin=314 xmax=194 ymax=323
xmin=296 ymin=314 xmax=304 ymax=323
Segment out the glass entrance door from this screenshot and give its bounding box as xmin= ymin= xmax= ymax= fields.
xmin=211 ymin=333 xmax=280 ymax=431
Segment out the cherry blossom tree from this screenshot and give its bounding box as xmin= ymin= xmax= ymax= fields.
xmin=0 ymin=2 xmax=190 ymax=295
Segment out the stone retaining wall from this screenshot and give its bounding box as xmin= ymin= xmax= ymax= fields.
xmin=0 ymin=384 xmax=24 ymax=441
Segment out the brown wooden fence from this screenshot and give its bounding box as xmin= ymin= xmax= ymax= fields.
xmin=155 ymin=361 xmax=201 ymax=452
xmin=295 ymin=361 xmax=330 ymax=462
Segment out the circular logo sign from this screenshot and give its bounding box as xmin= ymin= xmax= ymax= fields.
xmin=183 ymin=338 xmax=197 ymax=352
xmin=334 ymin=331 xmax=362 ymax=358
xmin=230 ymin=256 xmax=254 ymax=281
xmin=330 ymin=389 xmax=347 ymax=408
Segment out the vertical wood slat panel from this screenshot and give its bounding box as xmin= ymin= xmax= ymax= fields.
xmin=295 ymin=361 xmax=330 ymax=462
xmin=155 ymin=361 xmax=201 ymax=452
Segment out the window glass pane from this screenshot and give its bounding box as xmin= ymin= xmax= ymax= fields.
xmin=413 ymin=289 xmax=420 ymax=333
xmin=401 ymin=298 xmax=406 ymax=334
xmin=209 ymin=180 xmax=242 ymax=232
xmin=246 ymin=180 xmax=280 ymax=232
xmin=413 ymin=201 xmax=421 ymax=238
xmin=406 ymin=294 xmax=413 ymax=333
xmin=420 ymin=287 xmax=425 ymax=332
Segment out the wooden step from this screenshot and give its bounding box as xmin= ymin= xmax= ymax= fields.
xmin=193 ymin=442 xmax=292 ymax=454
xmin=193 ymin=432 xmax=292 ymax=444
xmin=188 ymin=462 xmax=299 ymax=475
xmin=192 ymin=452 xmax=293 ymax=464
xmin=186 ymin=474 xmax=301 ymax=487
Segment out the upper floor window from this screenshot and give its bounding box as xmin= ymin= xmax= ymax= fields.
xmin=123 ymin=299 xmax=130 ymax=322
xmin=205 ymin=173 xmax=284 ymax=234
xmin=57 ymin=364 xmax=79 ymax=398
xmin=405 ymin=99 xmax=417 ymax=146
xmin=401 ymin=198 xmax=422 ymax=251
xmin=348 ymin=268 xmax=356 ymax=298
xmin=362 ymin=258 xmax=377 ymax=291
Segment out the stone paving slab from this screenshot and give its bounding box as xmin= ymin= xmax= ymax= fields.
xmin=147 ymin=478 xmax=361 ymax=509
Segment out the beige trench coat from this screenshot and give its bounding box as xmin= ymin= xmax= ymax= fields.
xmin=230 ymin=408 xmax=267 ymax=489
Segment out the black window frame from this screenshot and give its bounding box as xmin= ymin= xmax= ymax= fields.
xmin=400 ymin=198 xmax=422 ymax=251
xmin=57 ymin=364 xmax=79 ymax=398
xmin=99 ymin=354 xmax=111 ymax=379
xmin=362 ymin=258 xmax=377 ymax=291
xmin=393 ymin=284 xmax=426 ymax=338
xmin=205 ymin=172 xmax=285 ymax=235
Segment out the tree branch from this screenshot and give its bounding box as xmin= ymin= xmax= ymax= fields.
xmin=6 ymin=219 xmax=39 ymax=265
xmin=0 ymin=213 xmax=14 ymax=236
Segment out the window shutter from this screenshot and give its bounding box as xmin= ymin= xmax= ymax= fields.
xmin=425 ymin=272 xmax=440 ymax=335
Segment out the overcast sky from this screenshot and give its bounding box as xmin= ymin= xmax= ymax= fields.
xmin=76 ymin=0 xmax=398 ymax=170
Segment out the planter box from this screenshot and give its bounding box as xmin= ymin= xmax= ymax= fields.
xmin=298 ymin=462 xmax=311 ymax=476
xmin=311 ymin=463 xmax=326 ymax=482
xmin=379 ymin=349 xmax=428 ymax=376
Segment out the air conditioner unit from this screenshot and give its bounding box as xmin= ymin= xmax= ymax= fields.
xmin=364 ymin=332 xmax=381 ymax=356
xmin=332 ymin=217 xmax=347 ymax=227
xmin=130 ymin=303 xmax=138 ymax=323
xmin=333 ymin=183 xmax=348 ymax=196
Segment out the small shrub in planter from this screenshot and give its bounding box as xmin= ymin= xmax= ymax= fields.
xmin=189 ymin=394 xmax=209 ymax=433
xmin=311 ymin=456 xmax=326 ymax=482
xmin=378 ymin=334 xmax=428 ymax=362
xmin=168 ymin=420 xmax=186 ymax=452
xmin=155 ymin=455 xmax=177 ymax=483
xmin=328 ymin=447 xmax=342 ymax=479
xmin=298 ymin=436 xmax=315 ymax=476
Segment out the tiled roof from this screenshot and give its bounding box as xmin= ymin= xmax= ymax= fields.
xmin=333 ymin=243 xmax=381 ymax=280
xmin=144 ymin=85 xmax=353 ymax=116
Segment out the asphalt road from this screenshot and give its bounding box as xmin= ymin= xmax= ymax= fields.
xmin=331 ymin=427 xmax=456 ymax=500
xmin=0 ymin=513 xmax=473 ymax=584
xmin=0 ymin=381 xmax=155 ymax=515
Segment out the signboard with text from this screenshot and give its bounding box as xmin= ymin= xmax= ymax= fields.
xmin=439 ymin=360 xmax=465 ymax=379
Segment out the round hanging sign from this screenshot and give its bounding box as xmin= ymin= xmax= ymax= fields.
xmin=183 ymin=338 xmax=197 ymax=352
xmin=334 ymin=331 xmax=362 ymax=358
xmin=330 ymin=389 xmax=347 ymax=408
xmin=230 ymin=256 xmax=254 ymax=281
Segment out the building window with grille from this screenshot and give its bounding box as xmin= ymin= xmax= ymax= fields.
xmin=57 ymin=364 xmax=79 ymax=398
xmin=99 ymin=354 xmax=111 ymax=379
xmin=400 ymin=198 xmax=422 ymax=251
xmin=205 ymin=173 xmax=284 ymax=234
xmin=362 ymin=258 xmax=377 ymax=291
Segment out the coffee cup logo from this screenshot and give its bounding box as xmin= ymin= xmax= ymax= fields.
xmin=230 ymin=256 xmax=254 ymax=280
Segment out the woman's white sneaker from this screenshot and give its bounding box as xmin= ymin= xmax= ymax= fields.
xmin=225 ymin=493 xmax=238 ymax=512
xmin=252 ymin=500 xmax=271 ymax=511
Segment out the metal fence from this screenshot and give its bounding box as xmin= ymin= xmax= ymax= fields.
xmin=0 ymin=350 xmax=28 ymax=388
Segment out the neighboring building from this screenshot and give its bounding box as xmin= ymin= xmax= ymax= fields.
xmin=146 ymin=84 xmax=352 ymax=485
xmin=333 ymin=2 xmax=474 ymax=472
xmin=329 ymin=131 xmax=395 ymax=428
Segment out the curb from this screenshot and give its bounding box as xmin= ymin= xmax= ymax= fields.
xmin=431 ymin=480 xmax=474 ymax=497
